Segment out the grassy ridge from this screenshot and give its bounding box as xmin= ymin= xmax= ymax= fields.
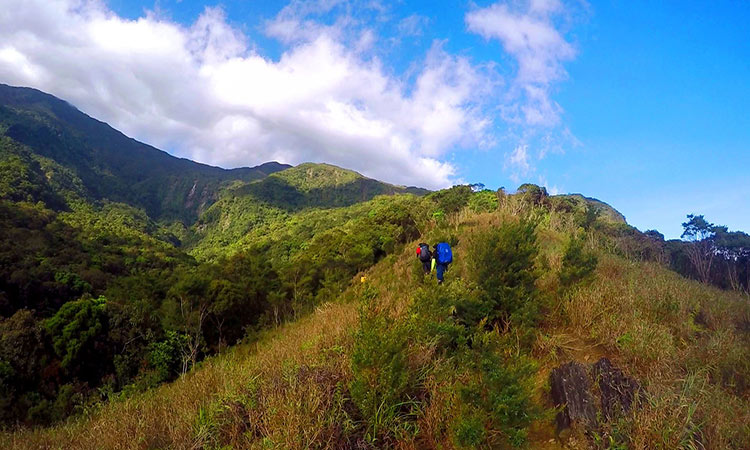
xmin=5 ymin=194 xmax=749 ymax=449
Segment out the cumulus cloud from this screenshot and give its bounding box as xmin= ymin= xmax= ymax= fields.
xmin=466 ymin=0 xmax=574 ymax=127
xmin=0 ymin=0 xmax=495 ymax=189
xmin=467 ymin=0 xmax=578 ymax=183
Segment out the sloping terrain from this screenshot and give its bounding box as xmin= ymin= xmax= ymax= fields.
xmin=4 ymin=191 xmax=748 ymax=449
xmin=1 ymin=85 xmax=747 ymax=448
xmin=189 ymin=163 xmax=429 ymax=259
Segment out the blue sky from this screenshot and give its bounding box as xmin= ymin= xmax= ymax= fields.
xmin=0 ymin=0 xmax=748 ymax=238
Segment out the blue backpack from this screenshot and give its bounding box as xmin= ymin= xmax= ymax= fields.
xmin=435 ymin=242 xmax=452 ymax=264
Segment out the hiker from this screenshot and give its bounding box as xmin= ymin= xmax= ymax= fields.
xmin=416 ymin=242 xmax=432 ymax=274
xmin=433 ymin=242 xmax=452 ymax=284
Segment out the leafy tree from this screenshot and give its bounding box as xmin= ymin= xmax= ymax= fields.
xmin=681 ymin=214 xmax=717 ymax=283
xmin=429 ymin=185 xmax=473 ymax=216
xmin=0 ymin=360 xmax=15 ymax=420
xmin=0 ymin=310 xmax=48 ymax=422
xmin=468 ymin=190 xmax=499 ymax=213
xmin=162 ymin=271 xmax=212 ymax=374
xmin=575 ymin=203 xmax=600 ymax=230
xmin=147 ymin=331 xmax=189 ymax=383
xmin=712 ymin=226 xmax=750 ymax=292
xmin=559 ymin=237 xmax=598 ymax=289
xmin=44 ymin=295 xmax=109 ymax=380
xmin=517 ymin=183 xmax=548 ymax=206
xmin=0 ymin=310 xmax=47 ymax=381
xmin=644 ymin=229 xmax=665 ymax=241
xmin=208 ymin=252 xmax=280 ymax=347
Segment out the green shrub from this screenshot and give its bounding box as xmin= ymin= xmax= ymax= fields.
xmin=468 ymin=219 xmax=541 ymax=328
xmin=517 ymin=183 xmax=548 ymax=206
xmin=44 ymin=295 xmax=109 ymax=374
xmin=454 ymin=331 xmax=541 ymax=447
xmin=454 ymin=412 xmax=485 ymax=447
xmin=559 ymin=236 xmax=598 ymax=289
xmin=429 ymin=185 xmax=473 ymax=216
xmin=409 ymin=280 xmax=543 ymax=448
xmin=468 ymin=190 xmax=498 ymax=213
xmin=350 ymin=290 xmax=416 ymax=443
xmin=409 ymin=282 xmax=474 ymax=351
xmin=147 ymin=331 xmax=188 ymax=383
xmin=574 ymin=203 xmax=599 ymax=230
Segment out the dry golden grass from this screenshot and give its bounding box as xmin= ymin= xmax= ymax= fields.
xmin=3 ymin=300 xmax=359 ymax=449
xmin=555 ymin=254 xmax=750 ymax=448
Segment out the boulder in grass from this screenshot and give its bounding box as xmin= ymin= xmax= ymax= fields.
xmin=592 ymin=357 xmax=643 ymax=420
xmin=550 ymin=361 xmax=598 ymax=431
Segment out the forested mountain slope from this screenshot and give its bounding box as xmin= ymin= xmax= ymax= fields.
xmin=189 ymin=163 xmax=430 ymax=259
xmin=0 ymin=83 xmax=289 ymax=223
xmin=0 ymin=85 xmax=433 ymax=427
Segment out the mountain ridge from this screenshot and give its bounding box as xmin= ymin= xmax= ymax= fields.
xmin=0 ymin=83 xmax=291 ymax=222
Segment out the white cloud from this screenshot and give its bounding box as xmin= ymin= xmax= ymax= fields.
xmin=0 ymin=0 xmax=495 ymax=189
xmin=506 ymin=144 xmax=530 ymax=183
xmin=466 ymin=0 xmax=577 ymax=182
xmin=466 ymin=0 xmax=574 ymax=127
xmin=397 ymin=14 xmax=429 ymax=37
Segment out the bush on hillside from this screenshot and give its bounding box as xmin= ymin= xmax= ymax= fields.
xmin=517 ymin=183 xmax=548 ymax=206
xmin=350 ymin=288 xmax=417 ymax=443
xmin=575 ymin=202 xmax=599 ymax=230
xmin=429 ymin=185 xmax=473 ymax=216
xmin=468 ymin=190 xmax=498 ymax=213
xmin=559 ymin=236 xmax=598 ymax=289
xmin=409 ymin=283 xmax=475 ymax=350
xmin=408 ymin=281 xmax=544 ymax=447
xmin=452 ymin=331 xmax=541 ymax=448
xmin=468 ymin=219 xmax=541 ymax=329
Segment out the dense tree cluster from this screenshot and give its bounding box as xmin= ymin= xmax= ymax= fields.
xmin=0 ymin=193 xmax=426 ymax=426
xmin=670 ymin=215 xmax=750 ymax=292
xmin=0 ymin=86 xmax=438 ymax=427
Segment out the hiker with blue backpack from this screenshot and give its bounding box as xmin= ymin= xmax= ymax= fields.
xmin=433 ymin=242 xmax=452 ymax=284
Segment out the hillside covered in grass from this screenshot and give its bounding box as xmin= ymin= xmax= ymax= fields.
xmin=4 ymin=187 xmax=748 ymax=449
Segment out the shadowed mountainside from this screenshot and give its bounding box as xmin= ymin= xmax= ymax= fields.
xmin=0 ymin=83 xmax=290 ymax=223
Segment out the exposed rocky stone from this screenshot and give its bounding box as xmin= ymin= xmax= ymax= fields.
xmin=592 ymin=357 xmax=642 ymax=420
xmin=550 ymin=361 xmax=598 ymax=431
xmin=550 ymin=358 xmax=643 ymax=434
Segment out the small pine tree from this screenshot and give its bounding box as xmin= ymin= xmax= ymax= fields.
xmin=468 ymin=219 xmax=540 ymax=328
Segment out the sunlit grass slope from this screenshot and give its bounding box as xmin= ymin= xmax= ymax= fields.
xmin=4 ymin=193 xmax=749 ymax=449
